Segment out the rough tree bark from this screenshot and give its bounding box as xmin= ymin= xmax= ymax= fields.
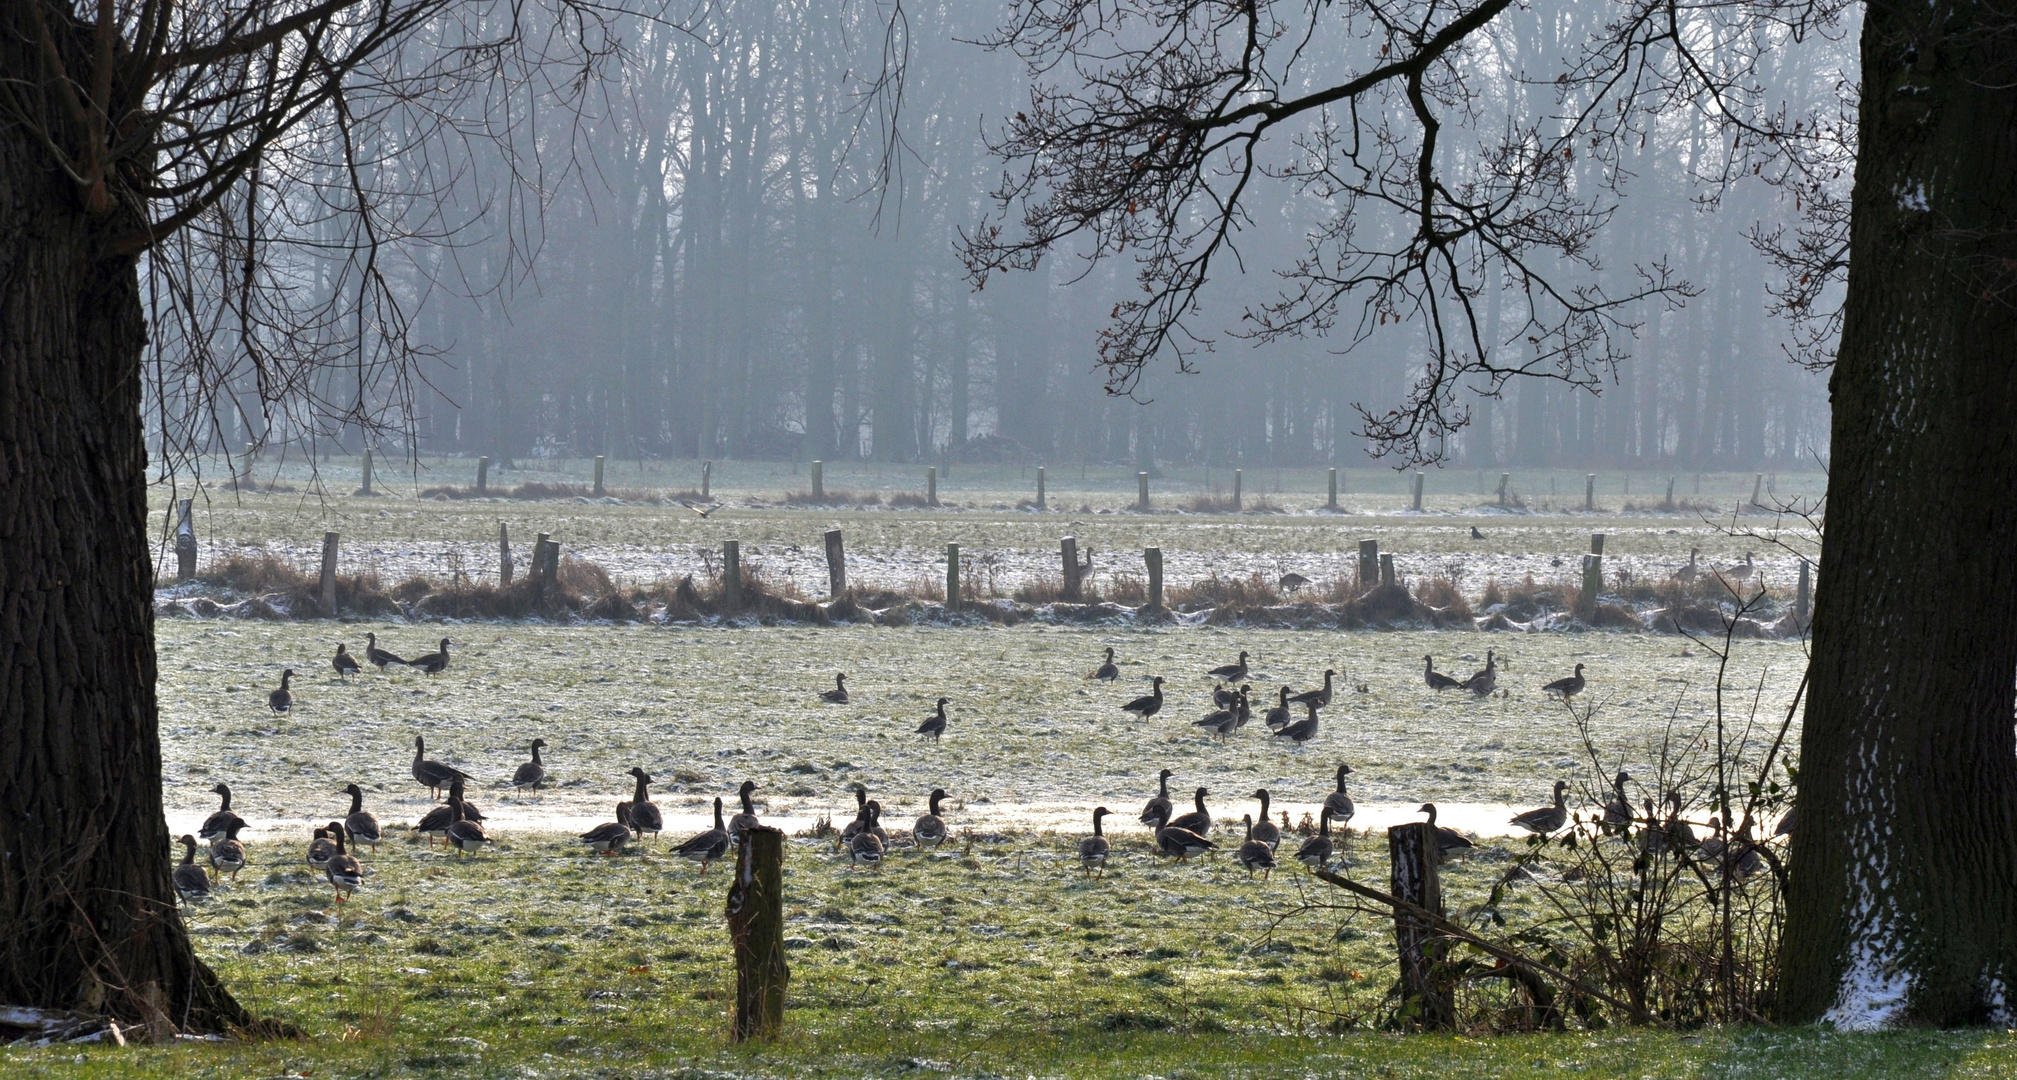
xmin=0 ymin=115 xmax=253 ymax=1031
xmin=1778 ymin=0 xmax=2017 ymax=1026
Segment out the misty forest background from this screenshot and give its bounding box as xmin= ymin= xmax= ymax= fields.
xmin=145 ymin=0 xmax=1846 ymax=474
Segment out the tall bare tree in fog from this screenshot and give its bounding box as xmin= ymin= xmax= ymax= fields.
xmin=963 ymin=0 xmax=2015 ymax=1028
xmin=0 ymin=0 xmax=646 ymax=1029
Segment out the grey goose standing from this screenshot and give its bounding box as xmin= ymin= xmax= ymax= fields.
xmin=1418 ymin=803 xmax=1475 ymax=862
xmin=820 ymin=672 xmax=849 ymax=704
xmin=1295 ymin=807 xmax=1336 ymax=871
xmin=912 ymin=788 xmax=950 ymax=849
xmin=675 ymin=797 xmax=732 ymax=873
xmin=342 ymin=783 xmax=381 ymax=851
xmin=1078 ymin=807 xmax=1113 ymax=877
xmin=411 ymin=735 xmax=473 ymax=800
xmin=916 ymin=697 xmax=950 ymax=742
xmin=1092 ymin=647 xmax=1120 ymax=682
xmin=1602 ymin=771 xmax=1634 ymax=828
xmin=173 ymin=836 xmax=211 ymax=900
xmin=1249 ymin=790 xmax=1281 ymax=850
xmin=209 ymin=820 xmax=247 ymax=881
xmin=1323 ymin=764 xmax=1356 ymax=826
xmin=1166 ymin=787 xmax=1212 ymax=837
xmin=1510 ymin=780 xmax=1569 ymax=835
xmin=1235 ymin=815 xmax=1277 ymax=879
xmin=408 ymin=638 xmax=452 ymax=675
xmin=1423 ymin=656 xmax=1464 ymax=692
xmin=199 ymin=783 xmax=248 ymax=843
xmin=307 ymin=827 xmax=336 ymax=869
xmin=267 ymin=668 xmax=295 ymax=713
xmin=1287 ymin=670 xmax=1335 ymax=708
xmin=1121 ymin=677 xmax=1166 ymax=719
xmin=728 ymin=780 xmax=762 ymax=844
xmin=625 ymin=768 xmax=663 ymax=843
xmin=1462 ymin=650 xmax=1497 ymax=697
xmin=1541 ymin=664 xmax=1586 ymax=699
xmin=579 ymin=803 xmax=634 ymax=855
xmin=333 ymin=643 xmax=362 ymax=679
xmin=1263 ymin=687 xmax=1292 ymax=729
xmin=364 ymin=631 xmax=407 ymax=669
xmin=1208 ymin=651 xmax=1251 ymax=680
xmin=512 ymin=738 xmax=549 ymax=794
xmin=325 ymin=821 xmax=364 ymax=901
xmin=1273 ymin=700 xmax=1321 ymax=745
xmin=847 ymin=803 xmax=886 ymax=870
xmin=1140 ymin=769 xmax=1175 ymax=828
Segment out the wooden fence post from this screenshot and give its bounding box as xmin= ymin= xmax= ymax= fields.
xmin=1328 ymin=467 xmax=1339 ymax=510
xmin=1358 ymin=539 xmax=1379 ymax=592
xmin=1136 ymin=471 xmax=1150 ymax=511
xmin=726 ymin=825 xmax=789 ymax=1042
xmin=1411 ymin=471 xmax=1424 ymax=511
xmin=1584 ymin=473 xmax=1595 ymax=512
xmin=1665 ymin=476 xmax=1676 ymax=509
xmin=1233 ymin=468 xmax=1244 ymax=511
xmin=533 ymin=532 xmax=552 ymax=596
xmin=1388 ymin=822 xmax=1455 ymax=1030
xmin=498 ymin=523 xmax=513 ymax=586
xmin=544 ymin=537 xmax=561 ymax=588
xmin=825 ymin=529 xmax=846 ymax=597
xmin=1797 ymin=560 xmax=1812 ymax=625
xmin=359 ymin=447 xmax=374 ymax=496
xmin=928 ymin=467 xmax=939 ymax=507
xmin=1061 ymin=536 xmax=1081 ymax=601
xmin=1498 ymin=472 xmax=1510 ymax=507
xmin=1580 ymin=535 xmax=1605 ymax=620
xmin=724 ymin=540 xmax=741 ymax=610
xmin=1036 ymin=466 xmax=1046 ymax=509
xmin=173 ymin=499 xmax=197 ymax=580
xmin=702 ymin=459 xmax=713 ymax=499
xmin=945 ymin=543 xmax=960 ymax=610
xmin=1380 ymin=553 xmax=1396 ymax=589
xmin=811 ymin=460 xmax=824 ymax=501
xmin=477 ymin=456 xmax=490 ymax=494
xmin=319 ymin=532 xmax=340 ymax=614
xmin=1751 ymin=473 xmax=1765 ymax=507
xmin=594 ymin=456 xmax=606 ymax=497
xmin=1144 ymin=547 xmax=1163 ymax=611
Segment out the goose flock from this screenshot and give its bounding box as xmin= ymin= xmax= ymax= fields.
xmin=178 ymin=636 xmax=1776 ymax=906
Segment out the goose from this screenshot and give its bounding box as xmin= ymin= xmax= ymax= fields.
xmin=1249 ymin=790 xmax=1281 ymax=850
xmin=820 ymin=673 xmax=850 ymax=704
xmin=1645 ymin=794 xmax=1699 ymax=856
xmin=198 ymin=783 xmax=248 ymax=843
xmin=1287 ymin=669 xmax=1335 ymax=708
xmin=1510 ymin=780 xmax=1569 ymax=835
xmin=1323 ymin=764 xmax=1356 ymax=826
xmin=1665 ymin=793 xmax=1700 ymax=849
xmin=1263 ymin=687 xmax=1292 ymax=729
xmin=325 ymin=821 xmax=364 ymax=902
xmin=1278 ymin=572 xmax=1311 ymax=593
xmin=1236 ymin=815 xmax=1277 ymax=879
xmin=1231 ymin=685 xmax=1255 ymax=731
xmin=1698 ymin=816 xmax=1762 ymax=882
xmin=1602 ymin=771 xmax=1634 ymax=828
xmin=1273 ymin=701 xmax=1321 ymax=745
xmin=1423 ymin=656 xmax=1464 ymax=692
xmin=1120 ymin=677 xmax=1165 ymax=719
xmin=173 ymin=836 xmax=211 ymax=900
xmin=1079 ymin=807 xmax=1113 ymax=877
xmin=1166 ymin=787 xmax=1213 ymax=836
xmin=675 ymin=797 xmax=732 ymax=872
xmin=209 ymin=820 xmax=247 ymax=881
xmin=1155 ymin=824 xmax=1215 ymax=861
xmin=307 ymin=826 xmax=337 ymax=870
xmin=1208 ymin=651 xmax=1251 ymax=680
xmin=625 ymin=768 xmax=663 ymax=843
xmin=1463 ymin=650 xmax=1497 ymax=697
xmin=1721 ymin=552 xmax=1757 ymax=582
xmin=1418 ymin=803 xmax=1475 ymax=862
xmin=443 ymin=792 xmax=491 ymax=855
xmin=1092 ymin=647 xmax=1120 ymax=682
xmin=408 ymin=637 xmax=452 ymax=675
xmin=728 ymin=780 xmax=762 ymax=844
xmin=579 ymin=803 xmax=634 ymax=855
xmin=1541 ymin=664 xmax=1586 ymax=699
xmin=847 ymin=803 xmax=886 ymax=870
xmin=917 ymin=697 xmax=949 ymax=742
xmin=1211 ymin=683 xmax=1237 ymax=710
xmin=1140 ymin=769 xmax=1175 ymax=827
xmin=364 ymin=631 xmax=407 ymax=669
xmin=1194 ymin=700 xmax=1238 ymax=741
xmin=341 ymin=783 xmax=381 ymax=852
xmin=415 ymin=778 xmax=486 ymax=845
xmin=839 ymin=784 xmax=875 ymax=849
xmin=512 ymin=739 xmax=549 ymax=794
xmin=267 ymin=668 xmax=295 ymax=713
xmin=913 ymin=788 xmax=950 ymax=849
xmin=1295 ymin=807 xmax=1336 ymax=871
xmin=1670 ymin=548 xmax=1702 ymax=582
xmin=411 ymin=736 xmax=473 ymax=800
xmin=333 ymin=644 xmax=362 ymax=679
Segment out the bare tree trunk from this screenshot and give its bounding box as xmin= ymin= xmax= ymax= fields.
xmin=1779 ymin=0 xmax=2017 ymax=1025
xmin=0 ymin=118 xmax=252 ymax=1034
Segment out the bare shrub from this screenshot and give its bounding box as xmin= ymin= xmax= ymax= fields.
xmin=1413 ymin=576 xmax=1474 ymax=620
xmin=1168 ymin=571 xmax=1283 ymax=609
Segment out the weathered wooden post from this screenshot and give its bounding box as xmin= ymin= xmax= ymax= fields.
xmin=1036 ymin=466 xmax=1046 ymax=509
xmin=1751 ymin=473 xmax=1764 ymax=507
xmin=825 ymin=529 xmax=846 ymax=597
xmin=544 ymin=537 xmax=562 ymax=588
xmin=319 ymin=532 xmax=340 ymax=614
xmin=1411 ymin=471 xmax=1424 ymax=511
xmin=173 ymin=499 xmax=197 ymax=580
xmin=945 ymin=543 xmax=961 ymax=610
xmin=1797 ymin=559 xmax=1812 ymax=624
xmin=702 ymin=459 xmax=713 ymax=499
xmin=927 ymin=466 xmax=939 ymax=507
xmin=1060 ymin=536 xmax=1082 ymax=601
xmin=1591 ymin=532 xmax=1606 ymax=556
xmin=811 ymin=460 xmax=824 ymax=501
xmin=1584 ymin=473 xmax=1595 ymax=511
xmin=1388 ymin=822 xmax=1455 ymax=1030
xmin=593 ymin=455 xmax=606 ymax=497
xmin=1144 ymin=547 xmax=1163 ymax=611
xmin=726 ymin=825 xmax=789 ymax=1042
xmin=723 ymin=539 xmax=742 ymax=610
xmin=1136 ymin=471 xmax=1150 ymax=511
xmin=1498 ymin=473 xmax=1510 ymax=507
xmin=359 ymin=447 xmax=374 ymax=496
xmin=498 ymin=522 xmax=513 ymax=586
xmin=1580 ymin=534 xmax=1605 ymax=620
xmin=236 ymin=446 xmax=256 ymax=492
xmin=1358 ymin=539 xmax=1379 ymax=592
xmin=476 ymin=456 xmax=490 ymax=494
xmin=1233 ymin=468 xmax=1244 ymax=511
xmin=1665 ymin=476 xmax=1676 ymax=509
xmin=533 ymin=532 xmax=552 ymax=596
xmin=1380 ymin=553 xmax=1397 ymax=589
xmin=1328 ymin=467 xmax=1339 ymax=510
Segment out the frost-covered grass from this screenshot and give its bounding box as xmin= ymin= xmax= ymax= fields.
xmin=159 ymin=621 xmax=1807 ymax=840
